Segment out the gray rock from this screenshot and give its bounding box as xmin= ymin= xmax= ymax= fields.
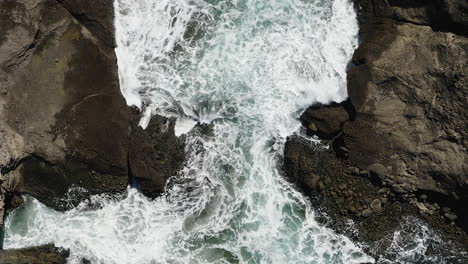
xmin=381 ymin=197 xmax=388 ymax=204
xmin=350 ymin=166 xmax=360 ymax=175
xmin=370 ymin=199 xmax=382 ymax=212
xmin=442 ymin=207 xmax=451 ymax=213
xmin=300 ymin=102 xmax=350 ymax=139
xmin=359 ymin=170 xmax=369 ymax=177
xmin=283 ymin=0 xmax=468 ymax=248
xmin=367 ymin=163 xmax=387 ymax=180
xmin=445 ymin=213 xmax=458 ymax=221
xmin=362 ymin=209 xmax=373 ymax=218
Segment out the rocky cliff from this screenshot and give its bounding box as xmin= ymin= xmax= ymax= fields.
xmin=0 ymin=0 xmax=184 ymax=255
xmin=284 ymin=0 xmax=468 ymax=251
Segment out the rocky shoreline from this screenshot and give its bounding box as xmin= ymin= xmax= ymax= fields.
xmin=283 ymin=0 xmax=468 ymax=258
xmin=0 ymin=0 xmax=184 ymax=259
xmin=0 ymin=0 xmax=466 ymax=262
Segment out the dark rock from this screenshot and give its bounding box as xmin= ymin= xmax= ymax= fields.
xmin=284 ymin=0 xmax=468 ymax=256
xmin=370 ymin=199 xmax=382 ymax=212
xmin=359 ymin=170 xmax=369 ymax=177
xmin=0 ymin=0 xmax=128 ymax=211
xmin=300 ymin=102 xmax=350 ymax=139
xmin=367 ymin=163 xmax=387 ymax=182
xmin=445 ymin=212 xmax=458 ymax=221
xmin=57 ymin=0 xmax=116 ymax=47
xmin=3 ymin=193 xmax=24 ymax=217
xmin=128 ymin=109 xmax=185 ymax=197
xmin=361 ymin=209 xmax=373 ymax=218
xmin=348 ymin=0 xmax=468 ymax=232
xmin=350 ymin=166 xmax=360 ymax=175
xmin=0 ymin=245 xmax=69 ymax=264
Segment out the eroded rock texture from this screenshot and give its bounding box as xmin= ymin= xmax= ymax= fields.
xmin=0 ymin=0 xmax=129 ymax=212
xmin=0 ymin=245 xmax=69 ymax=264
xmin=0 ymin=0 xmax=188 ymax=214
xmin=284 ymin=0 xmax=468 ymax=248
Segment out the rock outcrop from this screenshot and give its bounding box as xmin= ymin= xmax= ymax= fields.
xmin=284 ymin=0 xmax=468 ymax=250
xmin=0 ymin=0 xmax=185 ymax=220
xmin=0 ymin=0 xmax=129 ymax=212
xmin=57 ymin=0 xmax=116 ymax=47
xmin=129 ymin=109 xmax=185 ymax=197
xmin=0 ymin=245 xmax=69 ymax=264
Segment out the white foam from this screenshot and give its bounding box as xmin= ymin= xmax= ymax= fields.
xmin=174 ymin=118 xmax=198 ymax=137
xmin=4 ymin=0 xmax=374 ymax=263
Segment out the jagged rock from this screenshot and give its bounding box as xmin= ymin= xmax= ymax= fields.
xmin=0 ymin=0 xmax=129 ymax=210
xmin=284 ymin=0 xmax=468 ymax=251
xmin=0 ymin=245 xmax=69 ymax=264
xmin=300 ymin=102 xmax=350 ymax=139
xmin=367 ymin=163 xmax=387 ymax=182
xmin=128 ymin=109 xmax=185 ymax=197
xmin=445 ymin=212 xmax=458 ymax=221
xmin=57 ymin=0 xmax=116 ymax=47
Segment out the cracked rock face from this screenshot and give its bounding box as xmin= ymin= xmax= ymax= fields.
xmin=128 ymin=108 xmax=186 ymax=197
xmin=0 ymin=0 xmax=129 ymax=211
xmin=0 ymin=0 xmax=186 ymax=220
xmin=283 ymin=0 xmax=468 ymax=250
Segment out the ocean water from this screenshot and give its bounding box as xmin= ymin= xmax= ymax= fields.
xmin=5 ymin=0 xmax=460 ymax=263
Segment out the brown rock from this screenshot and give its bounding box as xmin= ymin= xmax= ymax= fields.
xmin=362 ymin=209 xmax=373 ymax=218
xmin=0 ymin=245 xmax=69 ymax=264
xmin=128 ymin=110 xmax=185 ymax=197
xmin=300 ymin=102 xmax=350 ymax=139
xmin=0 ymin=0 xmax=128 ymax=209
xmin=57 ymin=0 xmax=116 ymax=47
xmin=370 ymin=199 xmax=382 ymax=212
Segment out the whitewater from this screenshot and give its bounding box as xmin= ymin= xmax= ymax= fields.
xmin=4 ymin=0 xmax=377 ymax=263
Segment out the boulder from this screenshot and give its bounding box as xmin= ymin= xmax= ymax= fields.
xmin=300 ymin=101 xmax=351 ymax=139
xmin=347 ymin=0 xmax=468 ymax=222
xmin=284 ymin=0 xmax=468 ymax=251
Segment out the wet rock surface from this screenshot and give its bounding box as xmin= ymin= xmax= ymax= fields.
xmin=129 ymin=108 xmax=185 ymax=197
xmin=0 ymin=0 xmax=185 ymax=232
xmin=0 ymin=245 xmax=69 ymax=264
xmin=0 ymin=0 xmax=129 ymax=212
xmin=0 ymin=1 xmax=186 ymax=258
xmin=284 ymin=0 xmax=468 ymax=255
